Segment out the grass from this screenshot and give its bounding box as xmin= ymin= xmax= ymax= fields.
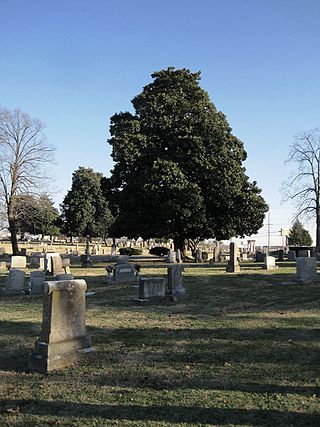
xmin=0 ymin=262 xmax=320 ymax=426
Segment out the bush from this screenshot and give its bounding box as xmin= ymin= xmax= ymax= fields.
xmin=149 ymin=246 xmax=170 ymax=256
xmin=119 ymin=247 xmax=143 ymax=256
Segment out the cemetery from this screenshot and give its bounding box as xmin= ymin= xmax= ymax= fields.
xmin=0 ymin=244 xmax=319 ymax=426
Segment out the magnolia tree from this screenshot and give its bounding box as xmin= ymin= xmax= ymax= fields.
xmin=105 ymin=68 xmax=268 ymax=255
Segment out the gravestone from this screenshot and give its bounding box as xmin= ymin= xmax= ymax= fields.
xmin=288 ymin=250 xmax=296 ymax=261
xmin=45 ymin=253 xmax=60 ymax=274
xmin=6 ymin=269 xmax=25 ymax=292
xmin=264 ymin=256 xmax=278 ymax=270
xmin=10 ymin=255 xmax=27 ymax=269
xmin=297 ymin=250 xmax=310 ymax=258
xmin=113 ymin=256 xmax=137 ymax=282
xmin=195 ymin=249 xmax=203 ymax=263
xmin=62 ymin=258 xmax=70 ymax=268
xmin=176 ymin=249 xmax=182 ymax=263
xmin=312 ymin=251 xmax=319 ymax=261
xmin=167 ymin=265 xmax=186 ymax=301
xmin=20 ymin=248 xmax=27 ymax=256
xmin=167 ymin=251 xmax=177 ymax=263
xmin=138 ymin=277 xmax=166 ymax=299
xmin=241 ymin=253 xmax=248 ymax=261
xmin=28 ymin=279 xmax=95 ymax=372
xmin=110 ymin=244 xmax=117 ymax=257
xmin=29 ymin=271 xmax=46 ymax=294
xmin=0 ymin=261 xmax=7 ymax=269
xmin=0 ymin=246 xmax=6 ymax=256
xmin=202 ymin=251 xmax=209 ymax=262
xmin=51 ymin=255 xmax=64 ymax=276
xmin=296 ymin=257 xmax=317 ymax=284
xmin=226 ymin=242 xmax=240 ymax=273
xmin=278 ymin=249 xmax=284 ymax=261
xmin=213 ymin=241 xmax=221 ymax=263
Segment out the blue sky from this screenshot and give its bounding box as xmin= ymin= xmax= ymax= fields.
xmin=1 ymin=0 xmax=319 ymax=245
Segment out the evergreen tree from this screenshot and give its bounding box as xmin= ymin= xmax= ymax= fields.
xmin=60 ymin=167 xmax=114 ymax=239
xmin=288 ymin=220 xmax=313 ymax=246
xmin=106 ymin=68 xmax=268 ymax=253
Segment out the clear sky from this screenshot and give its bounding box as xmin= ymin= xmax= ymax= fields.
xmin=1 ymin=0 xmax=319 ymax=245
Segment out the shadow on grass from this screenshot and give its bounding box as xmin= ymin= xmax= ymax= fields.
xmin=0 ymin=399 xmax=319 ymax=426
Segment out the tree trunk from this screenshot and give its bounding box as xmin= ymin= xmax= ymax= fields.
xmin=173 ymin=236 xmax=186 ymax=258
xmin=8 ymin=217 xmax=19 ymax=255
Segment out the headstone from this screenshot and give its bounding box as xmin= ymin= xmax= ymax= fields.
xmin=297 ymin=250 xmax=310 ymax=258
xmin=29 ymin=271 xmax=46 ymax=294
xmin=111 ymin=243 xmax=117 ymax=257
xmin=312 ymin=251 xmax=319 ymax=261
xmin=167 ymin=265 xmax=186 ymax=300
xmin=20 ymin=248 xmax=27 ymax=256
xmin=28 ymin=279 xmax=95 ymax=372
xmin=296 ymin=257 xmax=317 ymax=284
xmin=117 ymin=255 xmax=129 ymax=265
xmin=195 ymin=249 xmax=203 ymax=263
xmin=255 ymin=251 xmax=266 ymax=262
xmin=6 ymin=269 xmax=25 ymax=292
xmin=278 ymin=249 xmax=284 ymax=261
xmin=10 ymin=255 xmax=27 ymax=269
xmin=176 ymin=249 xmax=182 ymax=263
xmin=0 ymin=261 xmax=7 ymax=269
xmin=93 ymin=244 xmax=99 ymax=255
xmin=264 ymin=256 xmax=278 ymax=270
xmin=45 ymin=253 xmax=60 ymax=273
xmin=113 ymin=256 xmax=137 ymax=282
xmin=0 ymin=246 xmax=6 ymax=256
xmin=241 ymin=253 xmax=248 ymax=261
xmin=226 ymin=242 xmax=240 ymax=273
xmin=288 ymin=250 xmax=296 ymax=261
xmin=167 ymin=251 xmax=177 ymax=263
xmin=213 ymin=241 xmax=221 ymax=263
xmin=62 ymin=258 xmax=70 ymax=268
xmin=138 ymin=277 xmax=166 ymax=299
xmin=51 ymin=255 xmax=64 ymax=276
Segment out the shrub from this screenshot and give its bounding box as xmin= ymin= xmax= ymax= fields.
xmin=119 ymin=247 xmax=143 ymax=256
xmin=149 ymin=246 xmax=170 ymax=256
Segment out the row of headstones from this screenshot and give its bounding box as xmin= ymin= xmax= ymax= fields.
xmin=4 ymin=254 xmax=72 ymax=294
xmin=227 ymin=243 xmax=319 ymax=284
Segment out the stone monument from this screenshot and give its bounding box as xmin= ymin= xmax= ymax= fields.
xmin=28 ymin=279 xmax=95 ymax=371
xmin=296 ymin=257 xmax=318 ymax=284
xmin=226 ymin=242 xmax=240 ymax=273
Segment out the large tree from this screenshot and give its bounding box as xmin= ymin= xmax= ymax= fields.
xmin=283 ymin=128 xmax=320 ymax=249
xmin=14 ymin=193 xmax=60 ymax=238
xmin=60 ymin=167 xmax=114 ymax=239
xmin=287 ymin=220 xmax=313 ymax=246
xmin=106 ymin=68 xmax=268 ymax=253
xmin=0 ymin=107 xmax=54 ymax=254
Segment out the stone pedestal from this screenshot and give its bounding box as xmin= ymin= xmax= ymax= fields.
xmin=28 ymin=279 xmax=95 ymax=372
xmin=296 ymin=257 xmax=317 ymax=284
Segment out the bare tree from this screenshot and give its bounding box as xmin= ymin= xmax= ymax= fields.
xmin=0 ymin=107 xmax=55 ymax=254
xmin=282 ymin=128 xmax=320 ymax=249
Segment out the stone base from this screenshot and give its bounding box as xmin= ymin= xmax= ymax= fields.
xmin=28 ymin=336 xmax=96 ymax=372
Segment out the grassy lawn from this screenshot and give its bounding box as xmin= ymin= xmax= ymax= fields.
xmin=0 ymin=262 xmax=319 ymax=426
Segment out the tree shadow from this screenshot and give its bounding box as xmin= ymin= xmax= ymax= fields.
xmin=0 ymin=399 xmax=319 ymax=426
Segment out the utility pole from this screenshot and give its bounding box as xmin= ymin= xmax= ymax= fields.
xmin=267 ymin=209 xmax=271 ymax=254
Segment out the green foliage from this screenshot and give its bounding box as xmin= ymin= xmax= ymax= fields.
xmin=106 ymin=67 xmax=268 ymax=245
xmin=119 ymin=247 xmax=143 ymax=255
xmin=14 ymin=194 xmax=60 ymax=237
xmin=288 ymin=220 xmax=313 ymax=246
xmin=60 ymin=167 xmax=114 ymax=238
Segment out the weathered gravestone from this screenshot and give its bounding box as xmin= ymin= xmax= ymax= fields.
xmin=138 ymin=277 xmax=167 ymax=300
xmin=296 ymin=257 xmax=318 ymax=284
xmin=264 ymin=256 xmax=278 ymax=270
xmin=226 ymin=242 xmax=240 ymax=273
xmin=6 ymin=269 xmax=25 ymax=292
xmin=213 ymin=241 xmax=221 ymax=263
xmin=0 ymin=261 xmax=7 ymax=269
xmin=167 ymin=265 xmax=186 ymax=301
xmin=56 ymin=273 xmax=74 ymax=281
xmin=29 ymin=271 xmax=46 ymax=294
xmin=51 ymin=255 xmax=64 ymax=276
xmin=167 ymin=251 xmax=177 ymax=263
xmin=176 ymin=249 xmax=182 ymax=263
xmin=10 ymin=255 xmax=27 ymax=269
xmin=28 ymin=279 xmax=95 ymax=372
xmin=45 ymin=253 xmax=60 ymax=274
xmin=278 ymin=249 xmax=284 ymax=261
xmin=113 ymin=255 xmax=137 ymax=282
